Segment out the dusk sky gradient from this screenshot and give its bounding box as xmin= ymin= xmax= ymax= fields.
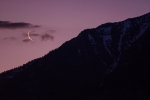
xmin=0 ymin=0 xmax=150 ymax=72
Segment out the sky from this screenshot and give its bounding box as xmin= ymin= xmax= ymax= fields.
xmin=0 ymin=0 xmax=150 ymax=73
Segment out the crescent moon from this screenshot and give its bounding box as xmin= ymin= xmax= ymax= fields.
xmin=28 ymin=31 xmax=33 ymax=41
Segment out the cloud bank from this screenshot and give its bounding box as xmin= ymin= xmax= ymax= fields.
xmin=0 ymin=21 xmax=40 ymax=29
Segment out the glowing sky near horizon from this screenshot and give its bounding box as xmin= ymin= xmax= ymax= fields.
xmin=0 ymin=0 xmax=150 ymax=72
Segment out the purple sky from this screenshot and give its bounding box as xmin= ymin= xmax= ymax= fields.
xmin=0 ymin=0 xmax=150 ymax=72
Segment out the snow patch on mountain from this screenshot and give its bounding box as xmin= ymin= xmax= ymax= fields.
xmin=136 ymin=23 xmax=150 ymax=39
xmin=88 ymin=34 xmax=96 ymax=44
xmin=88 ymin=34 xmax=98 ymax=54
xmin=103 ymin=35 xmax=113 ymax=58
xmin=105 ymin=54 xmax=121 ymax=74
xmin=103 ymin=27 xmax=111 ymax=34
xmin=118 ymin=20 xmax=131 ymax=51
xmin=97 ymin=26 xmax=112 ymax=36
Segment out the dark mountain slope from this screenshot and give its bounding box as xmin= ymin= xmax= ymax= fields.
xmin=0 ymin=12 xmax=150 ymax=100
xmin=100 ymin=26 xmax=150 ymax=99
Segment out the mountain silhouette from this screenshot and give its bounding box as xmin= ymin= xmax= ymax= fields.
xmin=0 ymin=12 xmax=150 ymax=100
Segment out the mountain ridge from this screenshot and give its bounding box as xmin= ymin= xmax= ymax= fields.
xmin=0 ymin=12 xmax=150 ymax=100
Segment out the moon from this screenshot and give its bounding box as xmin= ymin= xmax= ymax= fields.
xmin=28 ymin=31 xmax=33 ymax=41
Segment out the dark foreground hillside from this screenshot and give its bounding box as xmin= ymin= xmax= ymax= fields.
xmin=0 ymin=12 xmax=150 ymax=100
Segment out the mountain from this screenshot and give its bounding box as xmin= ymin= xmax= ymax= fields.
xmin=0 ymin=12 xmax=150 ymax=100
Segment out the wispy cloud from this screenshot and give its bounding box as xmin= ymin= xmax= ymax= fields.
xmin=41 ymin=30 xmax=55 ymax=41
xmin=41 ymin=33 xmax=54 ymax=41
xmin=0 ymin=20 xmax=40 ymax=29
xmin=22 ymin=39 xmax=30 ymax=42
xmin=22 ymin=33 xmax=40 ymax=37
xmin=30 ymin=33 xmax=40 ymax=36
xmin=44 ymin=29 xmax=56 ymax=34
xmin=3 ymin=37 xmax=16 ymax=40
